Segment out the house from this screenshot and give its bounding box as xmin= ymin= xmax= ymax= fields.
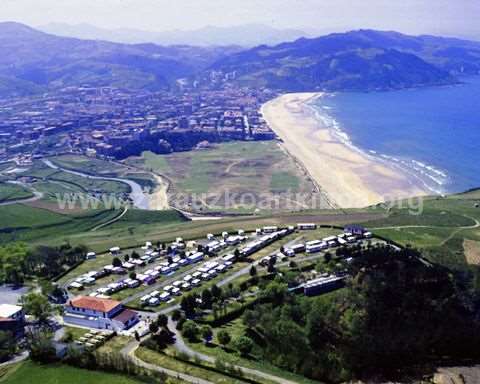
xmin=109 ymin=246 xmax=121 ymax=255
xmin=0 ymin=304 xmax=25 ymax=339
xmin=262 ymin=226 xmax=278 ymax=233
xmin=63 ymin=296 xmax=139 ymax=331
xmin=303 ymin=276 xmax=346 ymax=296
xmin=297 ymin=223 xmax=317 ymax=230
xmin=344 ymin=224 xmax=366 ymax=236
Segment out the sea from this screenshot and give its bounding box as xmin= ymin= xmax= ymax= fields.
xmin=313 ymin=76 xmax=480 ymax=195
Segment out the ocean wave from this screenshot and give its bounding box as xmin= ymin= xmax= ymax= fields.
xmin=305 ymin=95 xmax=449 ymax=195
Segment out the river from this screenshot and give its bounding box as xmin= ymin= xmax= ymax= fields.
xmin=42 ymin=159 xmax=150 ymax=209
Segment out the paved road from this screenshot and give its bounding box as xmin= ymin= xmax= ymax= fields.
xmin=0 ymin=285 xmax=29 ymax=305
xmin=167 ymin=318 xmax=299 ymax=384
xmin=0 ymin=351 xmax=29 ymax=368
xmin=134 ymin=234 xmax=305 ymax=316
xmin=121 ymin=339 xmax=215 ymax=384
xmin=218 ymin=235 xmax=304 ymax=288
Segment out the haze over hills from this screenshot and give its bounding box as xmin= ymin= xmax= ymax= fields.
xmin=38 ymin=22 xmax=314 ymax=47
xmin=211 ymin=29 xmax=480 ymax=91
xmin=1 ymin=22 xmax=480 ymax=97
xmin=0 ymin=22 xmax=239 ymax=97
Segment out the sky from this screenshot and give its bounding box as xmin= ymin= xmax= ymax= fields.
xmin=1 ymin=0 xmax=479 ymax=38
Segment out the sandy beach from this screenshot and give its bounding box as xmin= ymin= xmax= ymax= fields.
xmin=261 ymin=93 xmax=429 ymax=208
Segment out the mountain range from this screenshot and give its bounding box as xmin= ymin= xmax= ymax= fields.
xmin=38 ymin=23 xmax=314 ymax=47
xmin=1 ymin=22 xmax=480 ymax=97
xmin=211 ymin=29 xmax=480 ymax=91
xmin=0 ymin=22 xmax=240 ymax=97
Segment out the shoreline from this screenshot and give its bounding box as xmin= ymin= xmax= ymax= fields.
xmin=261 ymin=93 xmax=430 ymax=208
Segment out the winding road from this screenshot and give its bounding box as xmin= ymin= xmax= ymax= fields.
xmin=371 ymin=215 xmax=480 ymax=246
xmin=121 ymin=340 xmax=215 ymax=384
xmin=167 ymin=318 xmax=299 ymax=384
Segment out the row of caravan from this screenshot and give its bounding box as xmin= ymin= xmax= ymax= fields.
xmin=140 ymin=256 xmax=237 ymax=307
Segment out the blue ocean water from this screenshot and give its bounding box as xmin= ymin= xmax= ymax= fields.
xmin=315 ymin=77 xmax=480 ymax=195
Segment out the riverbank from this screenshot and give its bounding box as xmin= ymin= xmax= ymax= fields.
xmin=261 ymin=93 xmax=429 ymax=208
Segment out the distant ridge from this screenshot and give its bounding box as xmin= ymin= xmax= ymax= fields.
xmin=1 ymin=23 xmax=480 ymax=96
xmin=0 ymin=22 xmax=238 ymax=97
xmin=38 ymin=22 xmax=312 ymax=47
xmin=210 ymin=29 xmax=480 ymax=91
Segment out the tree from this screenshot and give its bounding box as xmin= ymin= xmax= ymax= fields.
xmin=180 ymin=294 xmax=197 ymax=318
xmin=157 ymin=314 xmax=168 ymax=329
xmin=233 ymin=336 xmax=253 ymax=356
xmin=149 ymin=322 xmax=159 ymax=334
xmin=26 ymin=328 xmax=56 ymax=362
xmin=217 ymin=330 xmax=231 ymax=348
xmin=129 ymin=271 xmax=137 ymax=280
xmin=124 ymin=254 xmax=130 ymax=262
xmin=249 ymin=265 xmax=257 ymax=277
xmin=262 ymin=280 xmax=288 ymax=305
xmin=112 ymin=257 xmax=122 ymax=267
xmin=267 ymin=259 xmax=276 ymax=273
xmin=131 ymin=251 xmax=140 ymax=259
xmin=21 ymin=292 xmax=53 ymax=324
xmin=324 ymin=252 xmax=332 ymax=263
xmin=171 ymin=309 xmax=182 ymax=322
xmin=243 ymin=309 xmax=260 ymax=329
xmin=201 ymin=289 xmax=213 ymax=309
xmin=0 ymin=331 xmax=15 ymax=362
xmin=182 ymin=320 xmax=199 ymax=342
xmin=200 ymin=325 xmax=213 ymax=344
xmin=211 ymin=285 xmax=222 ymax=301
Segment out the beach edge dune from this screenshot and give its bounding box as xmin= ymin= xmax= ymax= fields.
xmin=261 ymin=93 xmax=429 ymax=208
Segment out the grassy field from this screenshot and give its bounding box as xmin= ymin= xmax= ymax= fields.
xmin=0 ymin=204 xmax=188 ymax=250
xmin=51 ymin=154 xmax=128 ymax=176
xmin=0 ymin=202 xmax=383 ymax=252
xmin=0 ymin=204 xmax=120 ymax=244
xmin=54 ymin=210 xmax=383 ymax=253
xmin=362 ymin=192 xmax=480 ymax=269
xmin=1 ymin=157 xmax=153 ymax=210
xmin=1 ymin=177 xmax=479 ymax=272
xmin=1 ymin=361 xmax=148 ymax=384
xmin=185 ymin=326 xmax=319 ymax=384
xmin=126 ymin=142 xmax=316 ymax=213
xmin=51 ymin=155 xmax=155 ymax=189
xmin=0 ymin=183 xmax=33 ymax=202
xmin=136 ymin=347 xmax=257 ymax=384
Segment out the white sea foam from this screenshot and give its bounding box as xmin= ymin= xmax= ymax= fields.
xmin=305 ymin=95 xmax=449 ymax=196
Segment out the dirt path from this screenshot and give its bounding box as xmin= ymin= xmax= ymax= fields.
xmin=91 ymin=206 xmax=129 ymax=231
xmin=148 ymin=174 xmax=170 ymax=210
xmin=121 ymin=340 xmax=215 ymax=384
xmin=464 ymin=239 xmax=480 ymax=265
xmin=0 ymin=181 xmax=44 ymax=206
xmin=168 ymin=318 xmax=300 ymax=384
xmin=371 ymin=215 xmax=480 ymax=247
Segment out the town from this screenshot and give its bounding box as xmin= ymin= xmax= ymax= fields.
xmin=0 ymin=85 xmax=276 ymax=162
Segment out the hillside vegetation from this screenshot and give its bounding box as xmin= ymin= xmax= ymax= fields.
xmin=211 ymin=30 xmax=480 ymax=91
